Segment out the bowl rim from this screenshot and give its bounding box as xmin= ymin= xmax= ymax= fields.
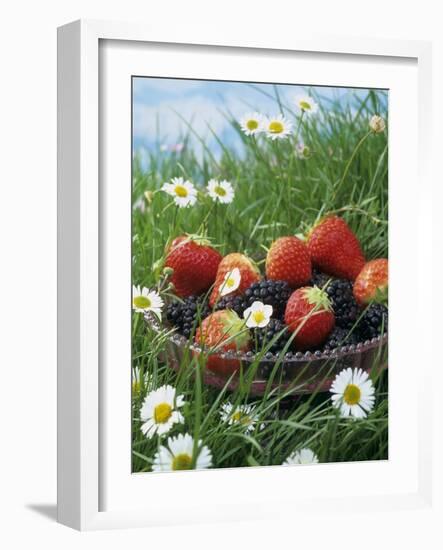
xmin=143 ymin=311 xmax=388 ymax=363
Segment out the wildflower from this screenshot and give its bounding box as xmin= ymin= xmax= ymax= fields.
xmin=152 ymin=433 xmax=212 ymax=471
xmin=264 ymin=114 xmax=293 ymax=140
xmin=140 ymin=385 xmax=185 ymax=437
xmin=330 ymin=368 xmax=375 ymax=418
xmin=220 ymin=402 xmax=259 ymax=433
xmin=161 ymin=177 xmax=197 ymax=207
xmin=132 ymin=285 xmax=164 ymax=318
xmin=283 ymin=448 xmax=319 ymax=465
xmin=239 ymin=112 xmax=264 ymax=136
xmin=243 ymin=300 xmax=273 ymax=328
xmin=207 ymin=179 xmax=234 ymax=204
xmin=295 ymin=95 xmax=318 ymax=114
xmin=295 ymin=142 xmax=312 ymax=159
xmin=219 ymin=267 xmax=241 ymax=297
xmin=369 ymin=115 xmax=386 ymax=133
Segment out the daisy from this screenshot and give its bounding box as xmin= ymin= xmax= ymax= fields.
xmin=207 ymin=179 xmax=235 ymax=204
xmin=369 ymin=114 xmax=386 ymax=133
xmin=132 ymin=285 xmax=164 ymax=318
xmin=219 ymin=267 xmax=241 ymax=297
xmin=239 ymin=112 xmax=264 ymax=136
xmin=152 ymin=433 xmax=213 ymax=471
xmin=220 ymin=402 xmax=259 ymax=433
xmin=161 ymin=177 xmax=197 ymax=207
xmin=140 ymin=384 xmax=185 ymax=437
xmin=264 ymin=114 xmax=293 ymax=140
xmin=283 ymin=448 xmax=319 ymax=465
xmin=243 ymin=300 xmax=273 ymax=328
xmin=295 ymin=95 xmax=318 ymax=115
xmin=295 ymin=142 xmax=311 ymax=160
xmin=330 ymin=367 xmax=375 ymax=419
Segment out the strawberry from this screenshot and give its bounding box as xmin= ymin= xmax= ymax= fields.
xmin=209 ymin=253 xmax=261 ymax=307
xmin=353 ymin=258 xmax=388 ymax=306
xmin=194 ymin=310 xmax=251 ymax=376
xmin=265 ymin=236 xmax=312 ymax=288
xmin=165 ymin=235 xmax=222 ymax=298
xmin=307 ymin=216 xmax=365 ymax=280
xmin=284 ymin=286 xmax=335 ymax=350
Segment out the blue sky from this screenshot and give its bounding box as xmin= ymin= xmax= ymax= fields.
xmin=132 ymin=77 xmax=388 ymax=156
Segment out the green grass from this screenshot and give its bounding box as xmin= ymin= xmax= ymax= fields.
xmin=131 ymin=87 xmax=388 ymax=472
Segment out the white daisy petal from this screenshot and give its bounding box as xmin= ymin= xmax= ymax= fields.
xmin=132 ymin=286 xmax=164 ymax=317
xmin=152 ymin=433 xmax=212 ymax=471
xmin=161 ymin=177 xmax=197 ymax=208
xmin=243 ymin=300 xmax=272 ymax=328
xmin=284 ymin=447 xmax=319 ymax=465
xmin=220 ymin=402 xmax=260 ymax=433
xmin=207 ymin=179 xmax=235 ymax=204
xmin=219 ymin=267 xmax=241 ymax=297
xmin=264 ymin=114 xmax=293 ymax=140
xmin=295 ymin=95 xmax=318 ymax=115
xmin=239 ymin=112 xmax=264 ymax=136
xmin=139 ymin=384 xmax=186 ymax=438
xmin=330 ymin=367 xmax=375 ymax=419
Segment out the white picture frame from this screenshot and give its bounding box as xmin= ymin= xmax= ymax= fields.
xmin=57 ymin=19 xmax=434 ymax=531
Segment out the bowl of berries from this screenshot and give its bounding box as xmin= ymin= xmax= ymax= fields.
xmin=146 ymin=216 xmax=388 ymax=396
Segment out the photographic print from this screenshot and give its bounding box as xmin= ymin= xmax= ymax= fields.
xmin=131 ymin=77 xmax=388 ymax=473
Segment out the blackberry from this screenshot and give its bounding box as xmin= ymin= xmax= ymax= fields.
xmin=358 ymin=303 xmax=388 ymax=340
xmin=325 ymin=278 xmax=359 ymax=329
xmin=322 ymin=326 xmax=359 ymax=351
xmin=244 ymin=279 xmax=292 ymax=319
xmin=254 ymin=318 xmax=292 ymax=354
xmin=310 ymin=269 xmax=330 ymax=289
xmin=215 ymin=294 xmax=248 ymax=317
xmin=166 ymin=295 xmax=210 ymax=338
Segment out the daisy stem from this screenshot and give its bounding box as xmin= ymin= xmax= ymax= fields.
xmin=295 ymin=110 xmax=305 ymax=141
xmin=332 ymin=130 xmax=372 ymax=203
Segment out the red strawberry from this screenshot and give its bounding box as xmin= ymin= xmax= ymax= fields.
xmin=307 ymin=216 xmax=365 ymax=280
xmin=353 ymin=258 xmax=388 ymax=306
xmin=209 ymin=253 xmax=260 ymax=307
xmin=165 ymin=235 xmax=222 ymax=298
xmin=265 ymin=236 xmax=312 ymax=288
xmin=284 ymin=286 xmax=335 ymax=350
xmin=194 ymin=310 xmax=251 ymax=376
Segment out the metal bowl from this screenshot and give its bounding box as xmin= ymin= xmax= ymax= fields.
xmin=144 ymin=312 xmax=388 ymax=396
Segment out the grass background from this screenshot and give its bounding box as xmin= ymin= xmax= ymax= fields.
xmin=131 ymin=84 xmax=388 ymax=472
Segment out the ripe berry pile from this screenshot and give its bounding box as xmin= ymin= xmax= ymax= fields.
xmin=325 ymin=279 xmax=359 ymax=329
xmin=322 ymin=326 xmax=359 ymax=351
xmin=166 ymin=295 xmax=210 ymax=338
xmin=162 ymin=218 xmax=388 ymax=369
xmin=254 ymin=318 xmax=292 ymax=353
xmin=358 ymin=303 xmax=388 ymax=340
xmin=244 ymin=280 xmax=292 ymax=319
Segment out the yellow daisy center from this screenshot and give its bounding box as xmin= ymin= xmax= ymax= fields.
xmin=232 ymin=411 xmax=251 ymax=425
xmin=299 ymin=100 xmax=311 ymax=111
xmin=343 ymin=384 xmax=361 ymax=406
xmin=269 ymin=121 xmax=284 ymax=134
xmin=154 ymin=402 xmax=172 ymax=424
xmin=172 ymin=453 xmax=193 ymax=470
xmin=214 ymin=185 xmax=227 ymax=196
xmin=226 ymin=277 xmax=235 ymax=288
xmin=252 ymin=311 xmax=265 ymax=324
xmin=246 ymin=119 xmax=259 ymax=130
xmin=174 ymin=185 xmax=188 ymax=197
xmin=133 ymin=295 xmax=151 ymax=309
